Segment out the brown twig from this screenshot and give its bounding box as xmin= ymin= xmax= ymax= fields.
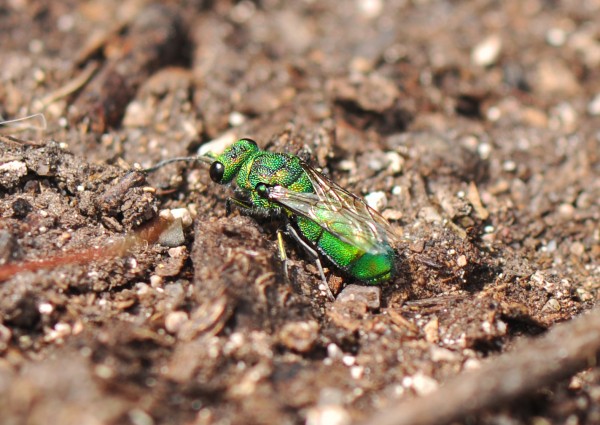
xmin=359 ymin=307 xmax=600 ymax=425
xmin=0 ymin=217 xmax=170 ymax=282
xmin=35 ymin=61 xmax=100 ymax=109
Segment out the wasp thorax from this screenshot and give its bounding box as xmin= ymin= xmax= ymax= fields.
xmin=209 ymin=162 xmax=225 ymax=183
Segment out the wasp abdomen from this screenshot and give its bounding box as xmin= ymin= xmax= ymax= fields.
xmin=295 ymin=216 xmax=395 ymax=284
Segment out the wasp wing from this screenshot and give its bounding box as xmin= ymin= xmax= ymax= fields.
xmin=266 ymin=162 xmax=400 ymax=254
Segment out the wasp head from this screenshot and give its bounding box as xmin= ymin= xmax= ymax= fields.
xmin=210 ymin=138 xmax=259 ymax=184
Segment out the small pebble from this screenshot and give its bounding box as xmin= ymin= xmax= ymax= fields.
xmin=165 ymin=311 xmax=189 ymax=334
xmin=546 ymin=27 xmax=567 ymax=46
xmin=337 ymin=159 xmax=355 ymax=171
xmin=57 ymin=14 xmax=75 ymax=32
xmin=403 ymin=372 xmax=439 ymax=396
xmin=382 ymin=209 xmax=403 ymax=221
xmin=38 ymin=302 xmax=54 ymax=314
xmin=430 ymin=346 xmax=459 ymax=362
xmin=128 ymin=409 xmax=154 ymax=425
xmin=319 ymin=388 xmax=345 ymax=406
xmin=463 ymin=358 xmax=482 ymax=370
xmin=306 ymin=405 xmax=351 ymax=425
xmin=342 ymin=355 xmax=356 ymax=366
xmin=576 ymin=192 xmax=592 ymax=209
xmin=477 ymin=142 xmax=492 ymax=160
xmin=72 ymin=321 xmax=84 ymax=335
xmin=0 ymin=323 xmax=12 ymax=347
xmin=366 ymin=154 xmax=387 ymax=172
xmin=587 ymin=93 xmax=600 ymax=116
xmin=336 ymin=284 xmax=381 ymax=310
xmin=419 ymin=206 xmax=442 ymax=223
xmin=158 ymin=218 xmax=185 ymax=247
xmin=228 ymin=111 xmax=246 ymax=126
xmin=159 ymin=209 xmax=174 ymax=221
xmin=350 ymin=56 xmax=373 ymax=74
xmin=486 ymin=106 xmax=502 ymax=121
xmin=412 ymin=372 xmax=439 ymax=395
xmin=569 ymin=242 xmax=585 ymax=257
xmin=155 ymin=255 xmax=187 ymax=277
xmin=558 ymin=203 xmax=575 ymax=219
xmin=46 ymin=322 xmax=71 ymax=341
xmin=95 ymin=364 xmax=114 ymax=379
xmin=542 ymin=298 xmax=561 ymax=312
xmin=28 ymin=39 xmax=44 ymax=54
xmin=230 ymin=1 xmax=256 ymax=23
xmin=549 ymin=102 xmax=578 ymax=132
xmin=168 ymin=246 xmax=187 ymax=258
xmin=532 ymin=59 xmax=580 ymax=95
xmin=471 ymin=35 xmax=502 ymax=66
xmin=385 ymin=151 xmax=404 ymax=174
xmin=164 ymin=282 xmax=185 ymax=300
xmin=278 ymin=320 xmax=319 ymax=353
xmin=123 ymin=101 xmax=151 ymax=128
xmin=423 ymin=316 xmax=439 ymax=343
xmin=350 ymin=365 xmax=364 ymax=379
xmin=358 ymin=0 xmax=383 ymax=18
xmin=545 ymin=239 xmax=557 ymax=253
xmin=364 ymin=191 xmax=387 ymax=212
xmin=502 ymin=160 xmax=517 ymax=172
xmin=391 ymin=185 xmax=403 ymax=196
xmin=327 ymin=343 xmax=343 ymax=361
xmin=170 ymin=208 xmax=193 ymax=227
xmin=576 ymin=288 xmax=594 ymax=302
xmin=149 ymin=275 xmax=163 ymax=288
xmin=136 ymin=283 xmax=151 ymax=295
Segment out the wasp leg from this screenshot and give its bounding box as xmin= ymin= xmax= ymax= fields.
xmin=225 ymin=197 xmax=253 ymax=216
xmin=276 ymin=229 xmax=291 ymax=284
xmin=285 ymin=223 xmax=334 ymax=301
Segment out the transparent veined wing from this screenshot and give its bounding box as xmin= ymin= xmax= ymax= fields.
xmin=266 ymin=162 xmax=400 ymax=254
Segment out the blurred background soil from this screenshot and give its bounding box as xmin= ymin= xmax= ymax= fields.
xmin=0 ymin=1 xmax=599 ymax=424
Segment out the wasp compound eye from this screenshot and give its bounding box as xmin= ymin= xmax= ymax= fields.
xmin=255 ymin=182 xmax=269 ymax=198
xmin=209 ymin=162 xmax=225 ymax=183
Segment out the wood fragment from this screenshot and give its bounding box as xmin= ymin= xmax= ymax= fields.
xmin=359 ymin=307 xmax=600 ymax=425
xmin=467 ymin=181 xmax=489 ymax=220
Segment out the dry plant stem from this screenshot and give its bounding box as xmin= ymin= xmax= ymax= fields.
xmin=0 ymin=217 xmax=170 ymax=282
xmin=360 ymin=307 xmax=600 ymax=425
xmin=36 ymin=61 xmax=100 ymax=109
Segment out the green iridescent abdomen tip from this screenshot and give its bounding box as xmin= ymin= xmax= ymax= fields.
xmin=296 ymin=217 xmax=395 ymax=284
xmin=347 ymin=248 xmax=395 ymax=284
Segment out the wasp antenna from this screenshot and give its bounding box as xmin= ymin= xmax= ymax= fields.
xmin=143 ymin=156 xmax=200 ymax=173
xmin=0 ymin=113 xmax=47 ymax=131
xmin=196 ymin=155 xmax=214 ymax=165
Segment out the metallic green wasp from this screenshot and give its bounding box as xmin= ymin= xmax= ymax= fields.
xmin=148 ymin=138 xmax=398 ymax=298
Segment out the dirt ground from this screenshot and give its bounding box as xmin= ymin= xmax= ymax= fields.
xmin=1 ymin=1 xmax=599 ymax=424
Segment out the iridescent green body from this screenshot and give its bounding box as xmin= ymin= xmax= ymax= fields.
xmin=210 ymin=139 xmax=395 ymax=284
